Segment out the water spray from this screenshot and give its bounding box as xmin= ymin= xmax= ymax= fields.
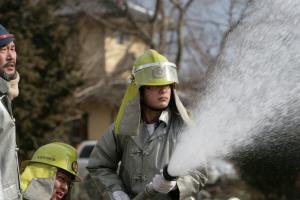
xmin=136 ymin=1 xmax=300 ymax=198
xmin=166 ymin=0 xmax=300 ymax=178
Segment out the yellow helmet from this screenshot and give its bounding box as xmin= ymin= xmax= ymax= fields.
xmin=132 ymin=49 xmax=178 ymax=86
xmin=23 ymin=142 xmax=80 ymax=181
xmin=114 ymin=49 xmax=191 ymax=136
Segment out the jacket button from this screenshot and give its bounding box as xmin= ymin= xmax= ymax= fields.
xmin=132 ymin=175 xmax=141 ymax=182
xmin=141 ymin=175 xmax=148 ymax=182
xmin=142 ymin=150 xmax=149 ymax=155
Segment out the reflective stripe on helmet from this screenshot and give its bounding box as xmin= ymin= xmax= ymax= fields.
xmin=133 ymin=62 xmax=178 ymax=86
xmin=22 ymin=142 xmax=80 ymax=182
xmin=132 ymin=61 xmax=176 ymax=74
xmin=0 ymin=34 xmax=14 ymax=39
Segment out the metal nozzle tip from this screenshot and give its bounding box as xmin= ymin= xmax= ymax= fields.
xmin=163 ymin=164 xmax=177 ymax=181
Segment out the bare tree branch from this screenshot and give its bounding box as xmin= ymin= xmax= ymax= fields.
xmin=123 ymin=2 xmax=156 ymax=48
xmin=218 ymin=0 xmax=254 ymax=58
xmin=150 ymin=0 xmax=161 ymax=23
xmin=186 ymin=25 xmax=214 ymax=67
xmin=169 ymin=0 xmax=194 ymax=70
xmin=156 ymin=0 xmax=168 ymax=53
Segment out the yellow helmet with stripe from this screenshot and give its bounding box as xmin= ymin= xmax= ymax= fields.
xmin=23 ymin=142 xmax=80 ymax=181
xmin=132 ymin=49 xmax=178 ymax=86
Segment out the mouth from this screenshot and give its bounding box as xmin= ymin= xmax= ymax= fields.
xmin=159 ymin=97 xmax=169 ymax=101
xmin=3 ymin=62 xmax=15 ymax=73
xmin=55 ymin=191 xmax=65 ymax=200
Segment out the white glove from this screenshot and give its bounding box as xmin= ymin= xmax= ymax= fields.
xmin=151 ymin=174 xmax=177 ymax=194
xmin=112 ymin=191 xmax=130 ymax=200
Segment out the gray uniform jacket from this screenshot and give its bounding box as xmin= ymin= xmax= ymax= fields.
xmin=22 ymin=177 xmax=55 ymax=200
xmin=0 ymin=78 xmax=21 ymax=200
xmin=88 ymin=110 xmax=207 ymax=200
xmin=21 ymin=176 xmax=72 ymax=200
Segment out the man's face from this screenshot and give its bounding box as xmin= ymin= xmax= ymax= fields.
xmin=143 ymin=84 xmax=171 ymax=110
xmin=0 ymin=41 xmax=17 ymax=79
xmin=51 ymin=170 xmax=72 ymax=200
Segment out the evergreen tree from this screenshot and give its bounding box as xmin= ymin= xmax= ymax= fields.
xmin=0 ymin=0 xmax=82 ymax=160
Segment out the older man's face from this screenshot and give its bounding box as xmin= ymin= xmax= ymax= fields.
xmin=0 ymin=41 xmax=17 ymax=79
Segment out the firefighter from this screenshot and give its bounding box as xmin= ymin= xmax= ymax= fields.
xmin=0 ymin=24 xmax=21 ymax=200
xmin=20 ymin=142 xmax=80 ymax=200
xmin=88 ymin=49 xmax=207 ymax=200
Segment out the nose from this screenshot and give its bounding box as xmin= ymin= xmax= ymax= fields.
xmin=60 ymin=181 xmax=69 ymax=193
xmin=6 ymin=49 xmax=13 ymax=60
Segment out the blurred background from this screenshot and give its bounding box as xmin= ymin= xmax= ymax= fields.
xmin=1 ymin=0 xmax=300 ymax=199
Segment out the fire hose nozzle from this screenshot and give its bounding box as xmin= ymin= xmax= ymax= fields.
xmin=133 ymin=164 xmax=177 ymax=200
xmin=162 ymin=164 xmax=177 ymax=181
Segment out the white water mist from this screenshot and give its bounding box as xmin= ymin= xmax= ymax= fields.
xmin=168 ymin=0 xmax=300 ymax=176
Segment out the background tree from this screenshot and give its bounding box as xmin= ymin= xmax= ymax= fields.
xmin=231 ymin=114 xmax=300 ymax=199
xmin=75 ymin=0 xmax=252 ymax=105
xmin=0 ymin=0 xmax=82 ymax=160
xmin=216 ymin=1 xmax=300 ymax=198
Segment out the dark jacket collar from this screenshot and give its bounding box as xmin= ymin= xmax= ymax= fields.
xmin=0 ymin=77 xmax=8 ymax=95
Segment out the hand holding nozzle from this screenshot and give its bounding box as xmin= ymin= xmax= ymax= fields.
xmin=133 ymin=164 xmax=177 ymax=200
xmin=151 ymin=174 xmax=177 ymax=194
xmin=151 ymin=164 xmax=177 ymax=193
xmin=112 ymin=191 xmax=130 ymax=200
xmin=162 ymin=164 xmax=177 ymax=181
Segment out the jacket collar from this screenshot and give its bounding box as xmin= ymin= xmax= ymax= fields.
xmin=131 ymin=109 xmax=171 ymax=148
xmin=0 ymin=77 xmax=8 ymax=95
xmin=159 ymin=108 xmax=171 ymax=126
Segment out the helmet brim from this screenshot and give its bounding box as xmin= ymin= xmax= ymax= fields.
xmin=21 ymin=160 xmax=81 ymax=182
xmin=134 ymin=62 xmax=178 ymax=86
xmin=0 ymin=37 xmax=14 ymax=47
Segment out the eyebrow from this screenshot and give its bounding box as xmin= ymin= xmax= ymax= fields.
xmin=0 ymin=44 xmax=15 ymax=49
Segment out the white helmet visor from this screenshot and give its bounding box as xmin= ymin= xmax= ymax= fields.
xmin=133 ymin=62 xmax=178 ymax=86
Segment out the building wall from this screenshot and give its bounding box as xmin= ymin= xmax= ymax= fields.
xmin=81 ymin=35 xmax=146 ymax=140
xmin=78 ymin=17 xmax=106 ymax=83
xmin=80 ymin=101 xmax=113 ymax=140
xmin=104 ymin=29 xmax=146 ymax=74
xmin=76 ymin=21 xmax=147 ymax=141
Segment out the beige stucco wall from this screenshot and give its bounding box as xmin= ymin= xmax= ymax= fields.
xmin=105 ymin=30 xmax=146 ymax=74
xmin=81 ymin=35 xmax=146 ymax=140
xmin=78 ymin=17 xmax=106 ymax=83
xmin=80 ymin=101 xmax=113 ymax=140
xmin=77 ymin=26 xmax=147 ymax=141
